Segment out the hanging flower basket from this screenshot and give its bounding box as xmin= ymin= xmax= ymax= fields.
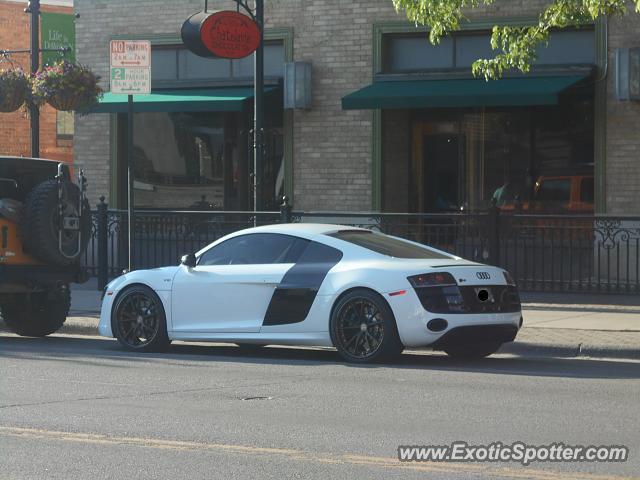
xmin=47 ymin=90 xmax=83 ymax=111
xmin=32 ymin=60 xmax=103 ymax=112
xmin=0 ymin=69 xmax=29 ymax=113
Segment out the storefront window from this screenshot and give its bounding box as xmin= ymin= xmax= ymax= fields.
xmin=128 ymin=112 xmax=228 ymax=209
xmin=384 ymin=90 xmax=594 ymax=214
xmin=151 ymin=42 xmax=284 ymax=82
xmin=56 ymin=110 xmax=74 ymax=141
xmin=378 ymin=27 xmax=596 ymax=216
xmin=113 ymin=40 xmax=287 ymax=211
xmin=118 ymin=111 xmax=284 ymax=210
xmin=381 ymin=29 xmax=594 ymax=73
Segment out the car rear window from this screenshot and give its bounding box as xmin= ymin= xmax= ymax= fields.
xmin=329 ymin=230 xmax=453 ymax=259
xmin=536 ymin=179 xmax=571 ymax=202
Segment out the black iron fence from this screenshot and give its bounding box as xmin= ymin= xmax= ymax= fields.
xmin=82 ymin=198 xmax=640 ymax=294
xmin=82 ymin=198 xmax=282 ymax=288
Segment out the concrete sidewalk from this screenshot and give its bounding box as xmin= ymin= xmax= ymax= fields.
xmin=3 ymin=284 xmax=639 ymax=360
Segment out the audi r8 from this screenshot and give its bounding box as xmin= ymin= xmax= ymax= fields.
xmin=99 ymin=224 xmax=523 ymax=362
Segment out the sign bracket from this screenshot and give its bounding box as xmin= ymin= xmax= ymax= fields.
xmin=204 ymin=0 xmax=258 ymax=22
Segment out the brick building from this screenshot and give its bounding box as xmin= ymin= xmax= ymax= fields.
xmin=0 ymin=0 xmax=74 ymax=163
xmin=73 ymin=0 xmax=640 ymax=215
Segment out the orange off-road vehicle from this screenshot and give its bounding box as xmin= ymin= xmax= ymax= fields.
xmin=0 ymin=157 xmax=90 ymax=336
xmin=498 ymin=174 xmax=594 ymax=214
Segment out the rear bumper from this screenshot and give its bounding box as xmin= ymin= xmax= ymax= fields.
xmin=429 ymin=324 xmax=519 ymax=349
xmin=387 ymin=287 xmax=522 ymax=347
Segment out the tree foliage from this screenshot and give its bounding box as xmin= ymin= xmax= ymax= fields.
xmin=392 ymin=0 xmax=640 ymax=79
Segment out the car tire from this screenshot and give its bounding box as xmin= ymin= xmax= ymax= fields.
xmin=330 ymin=288 xmax=404 ymax=363
xmin=21 ymin=178 xmax=91 ymax=267
xmin=443 ymin=342 xmax=502 ymax=359
xmin=112 ymin=285 xmax=171 ymax=352
xmin=1 ymin=285 xmax=70 ymax=337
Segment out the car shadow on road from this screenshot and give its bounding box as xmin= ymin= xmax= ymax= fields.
xmin=1 ymin=334 xmax=639 ymax=380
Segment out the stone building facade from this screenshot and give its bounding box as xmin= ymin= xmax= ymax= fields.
xmin=606 ymin=11 xmax=640 ymax=214
xmin=73 ymin=0 xmax=640 ymax=215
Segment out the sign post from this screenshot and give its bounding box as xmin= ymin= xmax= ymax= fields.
xmin=109 ymin=40 xmax=151 ymax=271
xmin=29 ymin=0 xmax=41 ymax=158
xmin=254 ymin=2 xmax=264 ymax=215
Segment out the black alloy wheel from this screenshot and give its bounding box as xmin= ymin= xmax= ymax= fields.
xmin=330 ymin=289 xmax=403 ymax=363
xmin=112 ymin=285 xmax=170 ymax=352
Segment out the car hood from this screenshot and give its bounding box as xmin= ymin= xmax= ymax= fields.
xmin=105 ymin=265 xmax=181 ymax=293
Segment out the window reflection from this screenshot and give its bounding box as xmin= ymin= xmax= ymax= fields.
xmin=400 ymin=91 xmax=595 ymax=214
xmin=125 ymin=111 xmax=283 ymax=210
xmin=133 ymin=113 xmax=224 ymax=187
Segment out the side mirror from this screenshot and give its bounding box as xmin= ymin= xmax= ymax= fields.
xmin=181 ymin=253 xmax=197 ymax=268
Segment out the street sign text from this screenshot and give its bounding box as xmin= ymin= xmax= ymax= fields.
xmin=109 ymin=40 xmax=151 ymax=95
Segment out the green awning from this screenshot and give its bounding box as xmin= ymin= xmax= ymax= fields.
xmin=342 ymin=75 xmax=588 ymax=110
xmin=91 ymin=86 xmax=278 ymax=114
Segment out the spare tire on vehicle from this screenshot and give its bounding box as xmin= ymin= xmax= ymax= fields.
xmin=21 ymin=178 xmax=91 ymax=266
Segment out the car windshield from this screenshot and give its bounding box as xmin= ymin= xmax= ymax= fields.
xmin=329 ymin=230 xmax=453 ymax=259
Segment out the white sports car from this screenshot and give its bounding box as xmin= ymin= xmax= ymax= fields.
xmin=99 ymin=224 xmax=523 ymax=363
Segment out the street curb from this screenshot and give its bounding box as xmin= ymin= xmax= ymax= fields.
xmin=499 ymin=341 xmax=640 ymax=360
xmin=57 ymin=324 xmax=100 ymax=337
xmin=3 ymin=318 xmax=637 ymax=361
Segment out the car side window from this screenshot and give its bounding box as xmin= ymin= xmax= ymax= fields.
xmin=536 ymin=179 xmax=571 ymax=203
xmin=198 ymin=233 xmax=309 ymax=266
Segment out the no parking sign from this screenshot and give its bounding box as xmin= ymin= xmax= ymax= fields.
xmin=109 ymin=40 xmax=151 ymax=94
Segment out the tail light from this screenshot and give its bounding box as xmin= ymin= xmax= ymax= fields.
xmin=408 ymin=272 xmax=466 ymax=313
xmin=408 ymin=272 xmax=457 ymax=288
xmin=503 ymin=271 xmax=516 ymax=286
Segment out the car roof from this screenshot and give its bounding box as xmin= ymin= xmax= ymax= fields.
xmin=233 ymin=223 xmax=369 ymax=239
xmin=195 ymin=223 xmax=373 ymax=257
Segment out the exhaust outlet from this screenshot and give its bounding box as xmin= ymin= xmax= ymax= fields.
xmin=427 ymin=318 xmax=448 ymax=332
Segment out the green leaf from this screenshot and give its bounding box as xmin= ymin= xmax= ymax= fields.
xmin=392 ymin=0 xmax=637 ymax=79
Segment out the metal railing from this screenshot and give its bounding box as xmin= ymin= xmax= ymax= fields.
xmin=82 ymin=197 xmax=282 ymax=287
xmin=82 ymin=198 xmax=640 ymax=294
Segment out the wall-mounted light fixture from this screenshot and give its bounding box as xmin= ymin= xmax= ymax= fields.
xmin=615 ymin=47 xmax=640 ymax=101
xmin=284 ymin=62 xmax=312 ymax=109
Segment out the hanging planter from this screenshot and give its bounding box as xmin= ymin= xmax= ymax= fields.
xmin=0 ymin=69 xmax=29 ymax=113
xmin=32 ymin=60 xmax=103 ymax=112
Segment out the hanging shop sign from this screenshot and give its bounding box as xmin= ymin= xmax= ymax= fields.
xmin=182 ymin=10 xmax=260 ymax=59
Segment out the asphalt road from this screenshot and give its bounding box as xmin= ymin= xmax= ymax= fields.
xmin=1 ymin=334 xmax=639 ymax=480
